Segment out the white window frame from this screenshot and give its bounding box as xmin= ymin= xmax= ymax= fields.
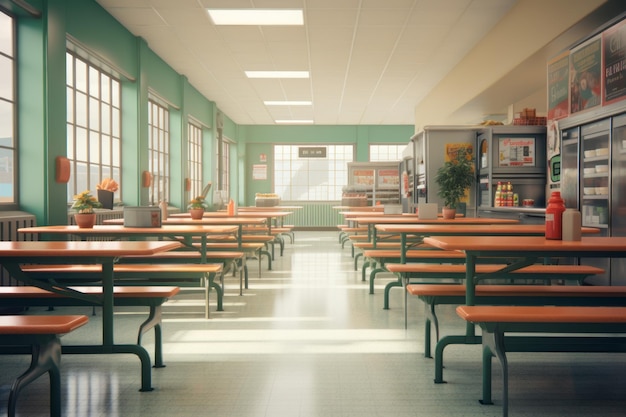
xmin=369 ymin=144 xmax=407 ymax=161
xmin=273 ymin=144 xmax=354 ymax=201
xmin=66 ymin=51 xmax=122 ymax=201
xmin=148 ymin=99 xmax=170 ymax=204
xmin=0 ymin=10 xmax=15 ymax=207
xmin=187 ymin=121 xmax=203 ymax=198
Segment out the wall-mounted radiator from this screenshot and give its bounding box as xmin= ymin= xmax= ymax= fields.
xmin=0 ymin=211 xmax=37 ymax=286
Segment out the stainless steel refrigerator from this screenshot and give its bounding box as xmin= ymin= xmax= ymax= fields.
xmin=560 ymin=108 xmax=626 ymax=285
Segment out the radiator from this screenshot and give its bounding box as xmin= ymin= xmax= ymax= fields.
xmin=0 ymin=211 xmax=37 ymax=286
xmin=285 ymin=202 xmax=343 ymax=229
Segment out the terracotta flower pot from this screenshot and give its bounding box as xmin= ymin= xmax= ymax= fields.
xmin=441 ymin=207 xmax=456 ymax=219
xmin=189 ymin=208 xmax=205 ymax=220
xmin=75 ymin=213 xmax=96 ymax=228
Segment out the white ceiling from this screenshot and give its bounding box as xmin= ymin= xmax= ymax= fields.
xmin=94 ymin=0 xmax=615 ymax=126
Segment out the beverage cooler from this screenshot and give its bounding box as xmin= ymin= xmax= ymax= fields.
xmin=409 ymin=125 xmax=478 ymax=216
xmin=476 ymin=126 xmax=547 ymax=211
xmin=560 ymin=109 xmax=626 ymax=285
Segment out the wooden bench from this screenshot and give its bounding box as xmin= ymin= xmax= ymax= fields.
xmin=457 ymin=305 xmax=626 ymax=417
xmin=0 ymin=285 xmax=179 ymax=369
xmin=385 ymin=261 xmax=603 ymax=310
xmin=0 ymin=314 xmax=89 ymax=417
xmin=20 ymin=263 xmax=220 ymax=318
xmin=119 ymin=250 xmax=248 ymax=294
xmin=201 ymin=242 xmax=270 ymax=275
xmin=407 ymin=279 xmax=617 ymax=358
xmin=362 ymin=249 xmax=467 ymax=300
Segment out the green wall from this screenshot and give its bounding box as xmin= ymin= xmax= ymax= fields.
xmin=240 ymin=125 xmax=414 ymax=205
xmin=5 ymin=0 xmax=414 ymax=223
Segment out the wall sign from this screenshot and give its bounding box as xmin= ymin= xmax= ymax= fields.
xmin=298 ymin=147 xmax=326 ymax=158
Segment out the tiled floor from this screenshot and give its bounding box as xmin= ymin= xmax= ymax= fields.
xmin=2 ymin=231 xmax=626 ymax=416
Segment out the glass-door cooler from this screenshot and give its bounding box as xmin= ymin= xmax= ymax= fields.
xmin=611 ymin=113 xmax=626 ymax=285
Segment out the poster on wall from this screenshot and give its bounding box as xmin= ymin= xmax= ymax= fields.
xmin=377 ymin=169 xmax=399 ymax=187
xmin=444 ymin=143 xmax=473 ymax=203
xmin=547 ymin=51 xmax=570 ymax=120
xmin=570 ymin=35 xmax=602 ymax=114
xmin=498 ymin=138 xmax=536 ymax=167
xmin=252 ymin=164 xmax=267 ymax=180
xmin=602 ymin=18 xmax=626 ymax=106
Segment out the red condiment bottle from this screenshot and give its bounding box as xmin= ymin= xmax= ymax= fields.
xmin=545 ymin=191 xmax=565 ymax=240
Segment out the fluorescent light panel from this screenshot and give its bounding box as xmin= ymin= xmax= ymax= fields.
xmin=275 ymin=120 xmax=314 ymax=124
xmin=264 ymin=100 xmax=312 ymax=106
xmin=246 ymin=71 xmax=309 ymax=79
xmin=207 ymin=9 xmax=303 ymax=26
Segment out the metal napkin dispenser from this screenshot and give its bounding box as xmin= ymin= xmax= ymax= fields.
xmin=123 ymin=206 xmax=161 ymax=228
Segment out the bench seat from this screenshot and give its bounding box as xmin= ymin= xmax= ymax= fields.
xmin=118 ymin=250 xmax=249 ymax=296
xmin=0 ymin=286 xmax=179 ymax=369
xmin=360 ymin=249 xmax=467 ymax=299
xmin=457 ymin=305 xmax=626 ymax=417
xmin=407 ymin=281 xmax=620 ymax=358
xmin=21 ymin=263 xmax=220 ymax=318
xmin=0 ymin=314 xmax=89 ymax=417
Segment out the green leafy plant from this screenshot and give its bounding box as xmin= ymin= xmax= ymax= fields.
xmin=71 ymin=190 xmax=103 ymax=214
xmin=187 ymin=195 xmax=209 ymax=210
xmin=435 ymin=148 xmax=474 ymax=209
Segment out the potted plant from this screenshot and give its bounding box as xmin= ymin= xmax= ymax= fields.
xmin=187 ymin=195 xmax=209 ymax=219
xmin=435 ymin=147 xmax=474 ymax=219
xmin=71 ymin=190 xmax=102 ymax=228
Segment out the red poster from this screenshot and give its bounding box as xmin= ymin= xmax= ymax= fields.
xmin=570 ymin=35 xmax=602 ymax=114
xmin=547 ymin=51 xmax=570 ymax=120
xmin=602 ymin=18 xmax=626 ymax=106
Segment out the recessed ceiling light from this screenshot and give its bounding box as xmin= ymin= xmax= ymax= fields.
xmin=264 ymin=101 xmax=312 ymax=106
xmin=275 ymin=120 xmax=314 ymax=124
xmin=246 ymin=71 xmax=309 ymax=79
xmin=207 ymin=9 xmax=303 ymax=26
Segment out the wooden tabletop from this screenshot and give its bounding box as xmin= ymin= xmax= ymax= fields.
xmin=360 ymin=217 xmax=520 ymax=226
xmin=375 ymin=224 xmax=600 ymax=235
xmin=170 ymin=211 xmax=291 ymax=218
xmin=103 ymin=217 xmax=266 ymax=226
xmin=423 ymin=236 xmax=626 ymax=254
xmin=0 ymin=240 xmax=183 ymax=257
xmin=20 ymin=224 xmax=239 ymax=235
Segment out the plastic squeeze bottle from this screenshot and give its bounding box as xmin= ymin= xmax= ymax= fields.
xmin=545 ymin=191 xmax=565 ymax=240
xmin=227 ymin=199 xmax=235 ymax=216
xmin=562 ymin=208 xmax=582 ymax=241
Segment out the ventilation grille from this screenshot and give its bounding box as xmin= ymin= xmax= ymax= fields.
xmin=285 ymin=202 xmax=343 ymax=229
xmin=0 ymin=211 xmax=37 ymax=286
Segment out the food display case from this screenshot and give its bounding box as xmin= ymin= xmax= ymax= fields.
xmin=346 ymin=162 xmax=400 ymax=206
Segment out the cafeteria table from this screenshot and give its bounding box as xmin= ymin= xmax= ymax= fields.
xmin=0 ymin=240 xmax=181 ymax=391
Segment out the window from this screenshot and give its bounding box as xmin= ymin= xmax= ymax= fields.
xmin=66 ymin=52 xmax=121 ymax=200
xmin=148 ymin=100 xmax=169 ymax=204
xmin=187 ymin=121 xmax=202 ymax=198
xmin=216 ymin=138 xmax=230 ymax=196
xmin=0 ymin=11 xmax=15 ymax=205
xmin=274 ymin=145 xmax=354 ymax=201
xmin=369 ymin=144 xmax=406 ymax=161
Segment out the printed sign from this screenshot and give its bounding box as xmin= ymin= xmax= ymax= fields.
xmin=547 ymin=51 xmax=570 ymax=120
xmin=602 ymin=18 xmax=626 ymax=105
xmin=570 ymin=35 xmax=602 ymax=114
xmin=498 ymin=137 xmax=536 ymax=167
